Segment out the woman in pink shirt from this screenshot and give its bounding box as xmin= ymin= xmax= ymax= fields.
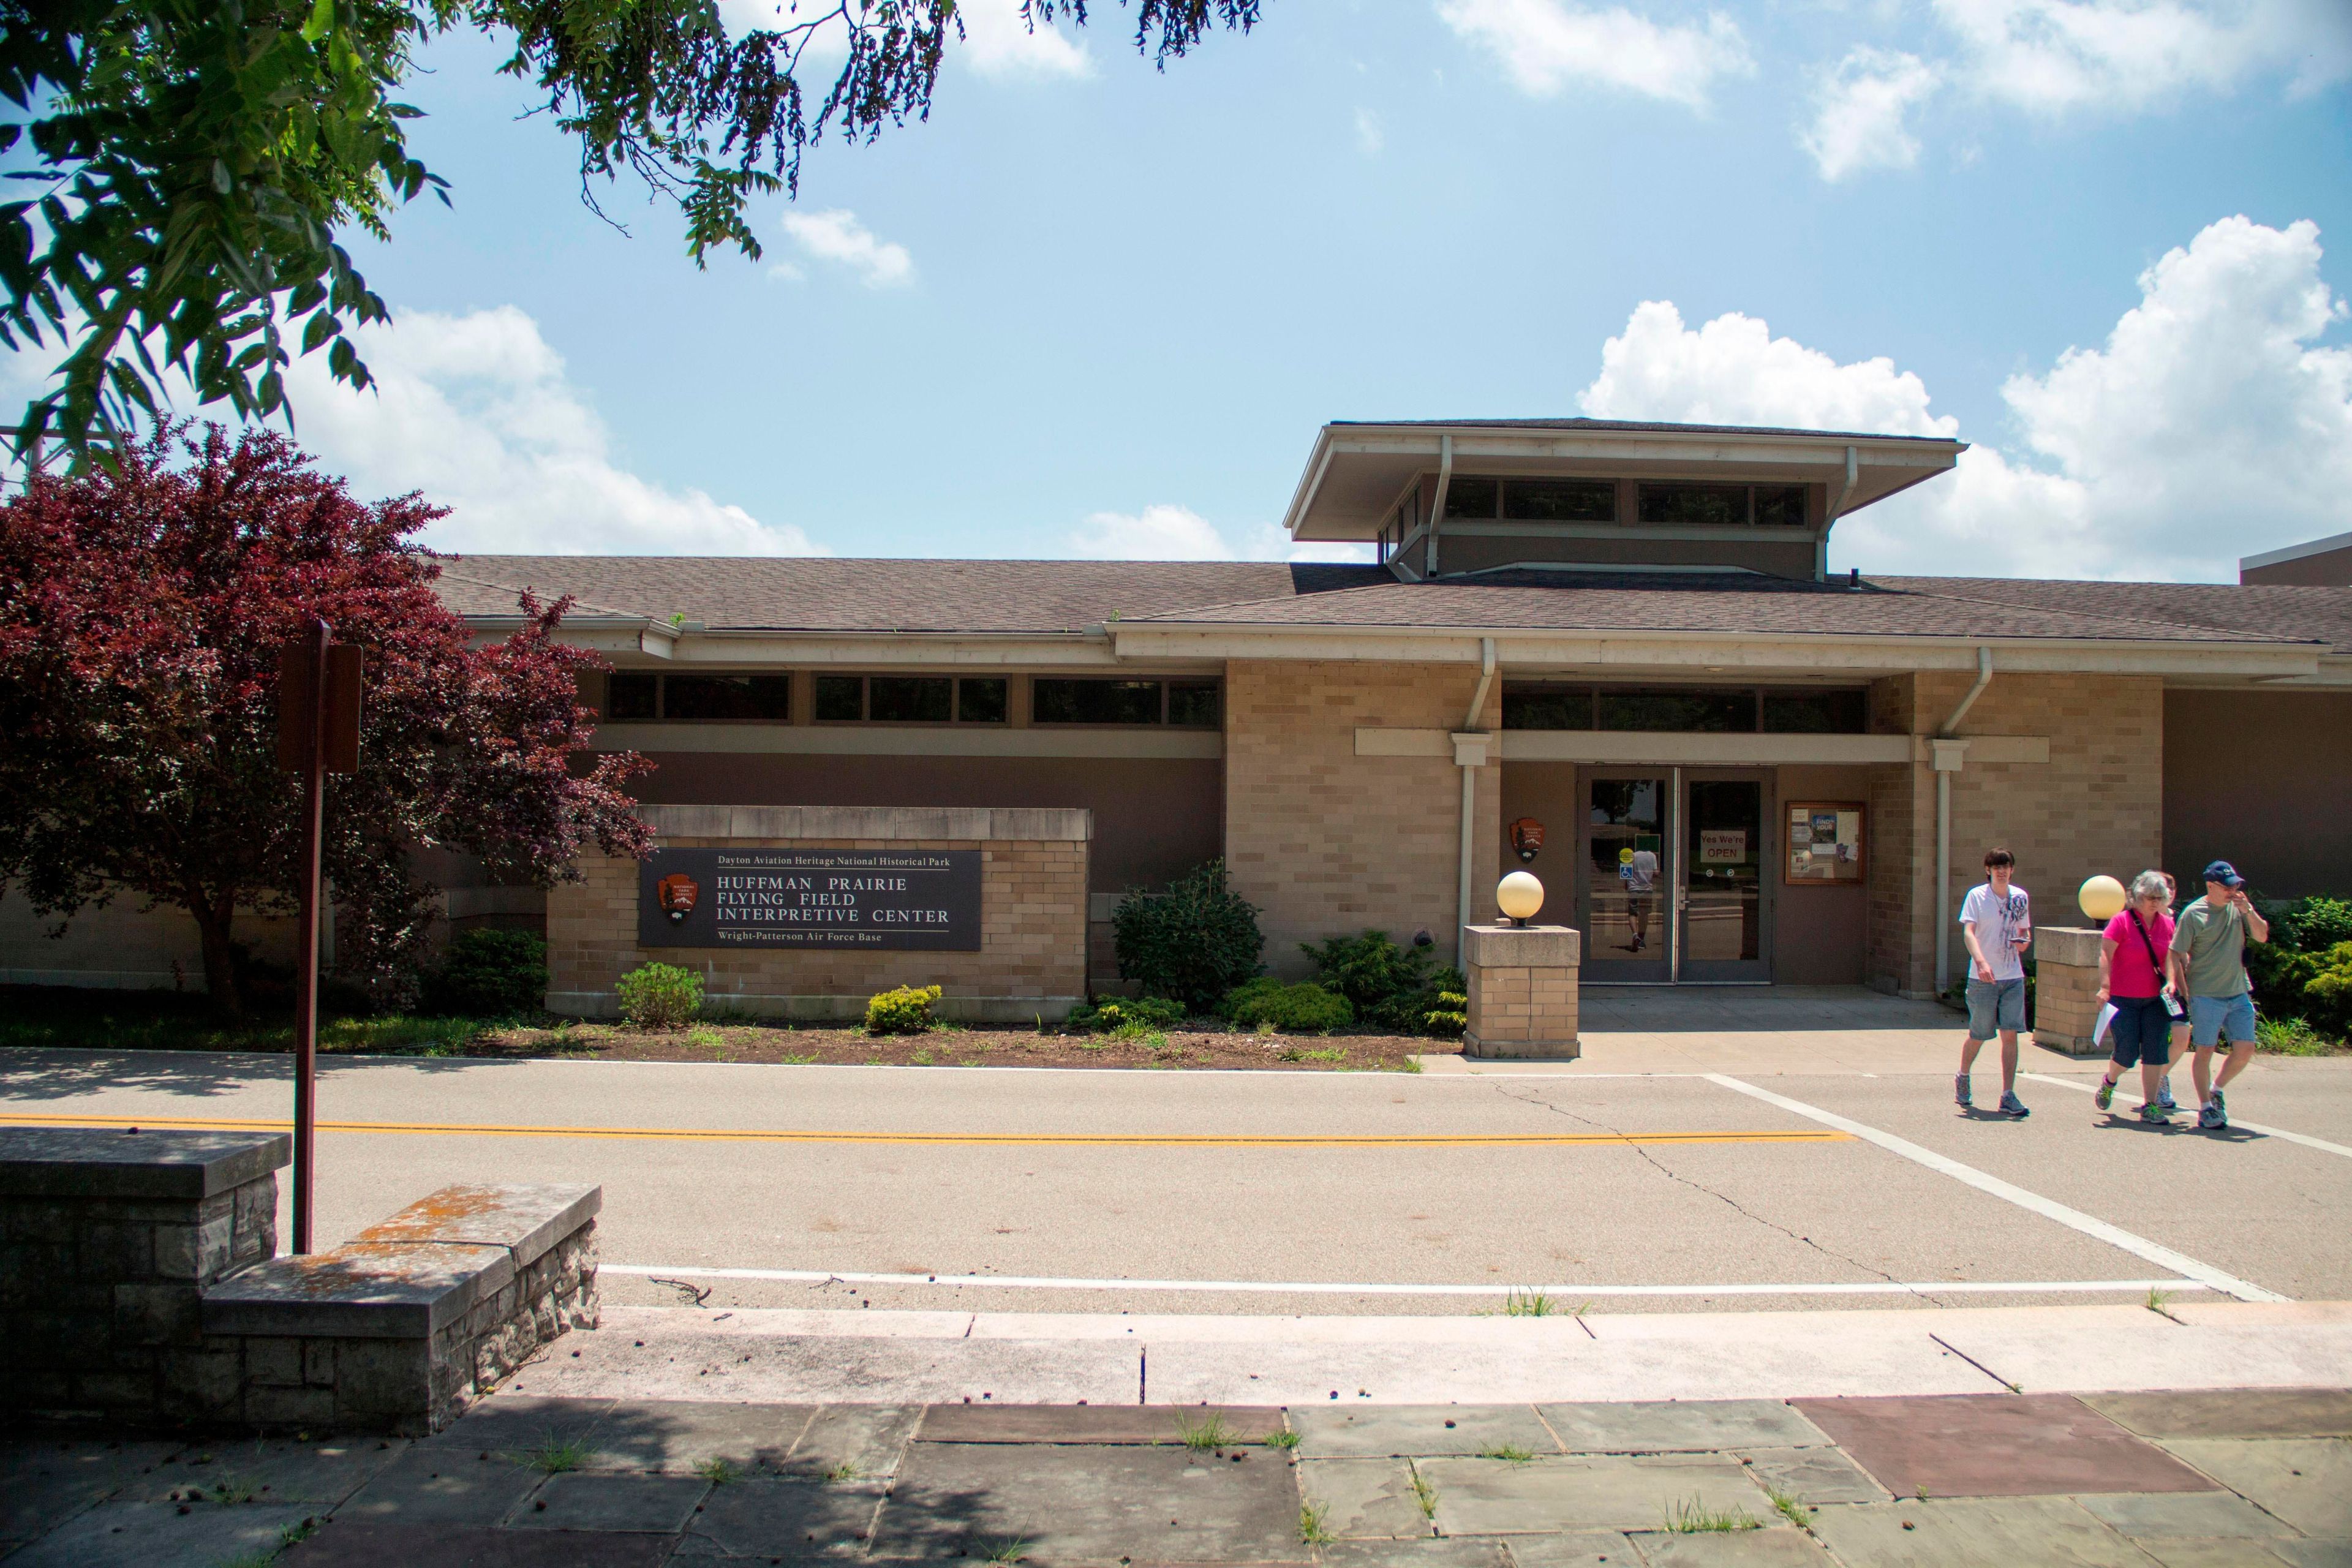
xmin=2094 ymin=870 xmax=2179 ymax=1123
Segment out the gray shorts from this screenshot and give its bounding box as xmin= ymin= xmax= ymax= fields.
xmin=1966 ymin=977 xmax=2027 ymax=1041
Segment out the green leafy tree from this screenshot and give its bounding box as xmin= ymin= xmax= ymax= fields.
xmin=0 ymin=0 xmax=1265 ymax=459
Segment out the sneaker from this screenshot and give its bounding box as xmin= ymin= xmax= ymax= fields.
xmin=2095 ymin=1078 xmax=2115 ymax=1111
xmin=2158 ymin=1079 xmax=2177 ymax=1112
xmin=2198 ymin=1099 xmax=2225 ymax=1131
xmin=2211 ymin=1088 xmax=2230 ymax=1128
xmin=2139 ymin=1102 xmax=2171 ymax=1125
xmin=1999 ymin=1090 xmax=2030 ymax=1119
xmin=1955 ymin=1074 xmax=1972 ymax=1109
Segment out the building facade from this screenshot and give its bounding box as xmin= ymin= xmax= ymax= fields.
xmin=7 ymin=419 xmax=2349 ymax=1015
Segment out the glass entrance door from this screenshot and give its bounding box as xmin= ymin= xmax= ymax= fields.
xmin=1681 ymin=773 xmax=1773 ymax=982
xmin=1578 ymin=772 xmax=1671 ymax=982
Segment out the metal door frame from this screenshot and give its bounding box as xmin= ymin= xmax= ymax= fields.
xmin=1575 ymin=766 xmax=1673 ymax=985
xmin=1677 ymin=767 xmax=1776 ymax=985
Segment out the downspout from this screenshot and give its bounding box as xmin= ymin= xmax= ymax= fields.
xmin=1819 ymin=445 xmax=1857 ymax=582
xmin=1425 ymin=434 xmax=1453 ymax=578
xmin=1933 ymin=646 xmax=1994 ymax=993
xmin=1456 ymin=635 xmax=1497 ymax=945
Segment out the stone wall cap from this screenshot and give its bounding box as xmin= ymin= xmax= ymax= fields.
xmin=1461 ymin=924 xmax=1582 ymax=969
xmin=349 ymin=1183 xmax=600 ymax=1271
xmin=2034 ymin=926 xmax=2105 ymax=967
xmin=0 ymin=1126 xmax=290 ymax=1200
xmin=643 ymin=802 xmax=1090 ymax=843
xmin=202 ymin=1240 xmax=515 ymax=1339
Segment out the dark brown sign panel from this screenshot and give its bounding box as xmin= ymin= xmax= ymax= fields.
xmin=638 ymin=849 xmax=982 ymax=950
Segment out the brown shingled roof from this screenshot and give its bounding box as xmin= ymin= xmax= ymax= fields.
xmin=1131 ymin=570 xmax=2312 ymax=644
xmin=435 ymin=556 xmax=1386 ymax=634
xmin=432 ymin=556 xmax=2346 ymax=649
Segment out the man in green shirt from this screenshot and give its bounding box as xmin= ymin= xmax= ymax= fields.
xmin=2168 ymin=859 xmax=2269 ymax=1131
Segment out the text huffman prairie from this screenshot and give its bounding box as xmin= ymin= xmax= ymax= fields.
xmin=643 ymin=848 xmax=981 ymax=951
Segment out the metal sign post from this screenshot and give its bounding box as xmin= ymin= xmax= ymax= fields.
xmin=277 ymin=620 xmax=362 ymax=1254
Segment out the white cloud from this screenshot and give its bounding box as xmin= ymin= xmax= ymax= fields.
xmin=956 ymin=0 xmax=1093 ymax=78
xmin=1802 ymin=48 xmax=1942 ymax=179
xmin=1355 ymin=107 xmax=1385 ymax=154
xmin=1931 ymin=0 xmax=2352 ymax=114
xmin=778 ymin=209 xmax=914 ymax=288
xmin=1065 ymin=504 xmax=1374 ymax=564
xmin=1436 ymin=0 xmax=1754 ymax=108
xmin=284 ymin=307 xmax=824 ymax=557
xmin=1575 ymin=216 xmax=2352 ymax=580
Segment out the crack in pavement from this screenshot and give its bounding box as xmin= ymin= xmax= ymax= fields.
xmin=1490 ymin=1079 xmax=1948 ymax=1306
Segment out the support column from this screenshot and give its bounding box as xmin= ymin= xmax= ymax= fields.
xmin=2029 ymin=927 xmax=2105 ymax=1057
xmin=1461 ymin=924 xmax=1581 ymax=1060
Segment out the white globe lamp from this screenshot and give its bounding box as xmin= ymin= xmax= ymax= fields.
xmin=2079 ymin=875 xmax=2127 ymax=924
xmin=1496 ymin=871 xmax=1545 ymax=927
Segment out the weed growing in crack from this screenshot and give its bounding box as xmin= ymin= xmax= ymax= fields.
xmin=1265 ymin=1428 xmax=1301 ymax=1451
xmin=1176 ymin=1412 xmax=1237 ymax=1452
xmin=1502 ymin=1288 xmax=1555 ymax=1317
xmin=1664 ymin=1496 xmax=1760 ymax=1532
xmin=1480 ymin=1444 xmax=1535 ymax=1464
xmin=1410 ymin=1468 xmax=1439 ymax=1518
xmin=1299 ymin=1502 xmax=1335 ymax=1544
xmin=517 ymin=1436 xmax=588 ymax=1475
xmin=696 ymin=1457 xmax=740 ymax=1485
xmin=823 ymin=1460 xmax=864 ymax=1484
xmin=1765 ymin=1485 xmax=1809 ymax=1528
xmin=981 ymin=1535 xmax=1030 ymax=1562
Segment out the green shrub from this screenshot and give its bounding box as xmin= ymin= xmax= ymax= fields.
xmin=2248 ymin=897 xmax=2352 ymax=1036
xmin=1066 ymin=996 xmax=1185 ymax=1033
xmin=421 ymin=929 xmax=548 ymax=1017
xmin=1221 ymin=978 xmax=1353 ymax=1033
xmin=2296 ymin=942 xmax=2352 ymax=1042
xmin=1300 ymin=929 xmax=1468 ymax=1035
xmin=1112 ymin=862 xmax=1265 ymax=1014
xmin=1423 ymin=991 xmax=1468 ymax=1038
xmin=866 ymin=984 xmax=943 ymax=1035
xmin=616 ymin=962 xmax=703 ymax=1030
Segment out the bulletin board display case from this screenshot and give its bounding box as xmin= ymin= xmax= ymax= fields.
xmin=1785 ymin=802 xmax=1866 ymax=884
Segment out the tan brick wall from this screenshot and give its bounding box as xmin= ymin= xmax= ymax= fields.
xmin=1463 ymin=963 xmax=1580 ymax=1057
xmin=1225 ymin=660 xmax=1501 ymax=977
xmin=547 ymin=837 xmax=1087 ymax=1020
xmin=1867 ymin=671 xmax=2164 ymax=998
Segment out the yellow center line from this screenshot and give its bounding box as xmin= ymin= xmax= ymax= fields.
xmin=0 ymin=1111 xmax=1847 ymax=1148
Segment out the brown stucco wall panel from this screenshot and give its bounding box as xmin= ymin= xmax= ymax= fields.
xmin=1771 ymin=764 xmax=1872 ymax=986
xmin=2164 ymin=688 xmax=2352 ymax=898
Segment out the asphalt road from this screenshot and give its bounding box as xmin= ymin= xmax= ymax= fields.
xmin=6 ymin=1047 xmax=2350 ymax=1314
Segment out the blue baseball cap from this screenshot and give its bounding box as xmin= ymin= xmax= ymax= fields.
xmin=2201 ymin=859 xmax=2245 ymax=888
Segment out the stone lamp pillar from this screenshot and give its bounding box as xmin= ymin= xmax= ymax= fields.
xmin=2029 ymin=927 xmax=2105 ymax=1057
xmin=1461 ymin=923 xmax=1583 ymax=1060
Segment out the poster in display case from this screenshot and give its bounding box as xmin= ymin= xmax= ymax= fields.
xmin=1785 ymin=802 xmax=1866 ymax=884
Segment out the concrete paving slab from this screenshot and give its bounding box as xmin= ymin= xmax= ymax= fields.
xmin=0 ymin=1436 xmax=182 ymax=1547
xmin=1539 ymin=1400 xmax=1831 ymax=1453
xmin=1792 ymin=1393 xmax=2218 ymax=1498
xmin=1294 ymin=1405 xmax=1561 ymax=1458
xmin=1419 ymin=1453 xmax=1776 ymax=1534
xmin=2073 ymin=1490 xmax=2300 ymax=1538
xmin=918 ymin=1402 xmax=1285 ymax=1444
xmin=579 ymin=1399 xmax=816 ymax=1472
xmin=422 ymin=1393 xmax=613 ymax=1453
xmin=1804 ymin=1496 xmax=2150 ymax=1567
xmin=1297 ymin=1457 xmax=1431 ymax=1538
xmin=2130 ymin=1540 xmax=2304 ymax=1568
xmin=666 ymin=1477 xmax=881 ymax=1558
xmin=1497 ymin=1533 xmax=1645 ymax=1566
xmin=333 ymin=1444 xmax=544 ymax=1526
xmin=508 ymin=1471 xmax=710 ymax=1531
xmin=2266 ymin=1542 xmax=2352 ymax=1568
xmin=281 ymin=1521 xmax=673 ymax=1566
xmin=1629 ymin=1531 xmax=1839 ymax=1565
xmin=1316 ymin=1539 xmax=1514 ymax=1567
xmin=870 ymin=1441 xmax=1306 ymax=1563
xmin=0 ymin=1499 xmax=314 ymax=1568
xmin=1732 ymin=1446 xmax=1890 ymax=1506
xmin=2159 ymin=1441 xmax=2352 ymax=1537
xmin=780 ymin=1403 xmax=923 ymax=1483
xmin=2083 ymin=1389 xmax=2352 ymax=1439
xmin=130 ymin=1434 xmax=406 ymax=1506
xmin=1931 ymin=1316 xmax=2352 ymax=1395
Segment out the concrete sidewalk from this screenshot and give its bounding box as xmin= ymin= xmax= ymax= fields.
xmin=7 ymin=1379 xmax=2349 ymax=1566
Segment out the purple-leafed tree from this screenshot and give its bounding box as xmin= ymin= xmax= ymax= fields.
xmin=0 ymin=423 xmax=651 ymax=1015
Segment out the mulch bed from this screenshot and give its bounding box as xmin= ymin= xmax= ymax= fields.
xmin=439 ymin=1020 xmax=1438 ymax=1071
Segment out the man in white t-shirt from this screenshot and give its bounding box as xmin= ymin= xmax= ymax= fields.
xmin=1621 ymin=846 xmax=1660 ymax=952
xmin=1956 ymin=846 xmax=2032 ymax=1118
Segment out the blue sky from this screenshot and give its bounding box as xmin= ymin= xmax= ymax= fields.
xmin=18 ymin=0 xmax=2352 ymax=579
